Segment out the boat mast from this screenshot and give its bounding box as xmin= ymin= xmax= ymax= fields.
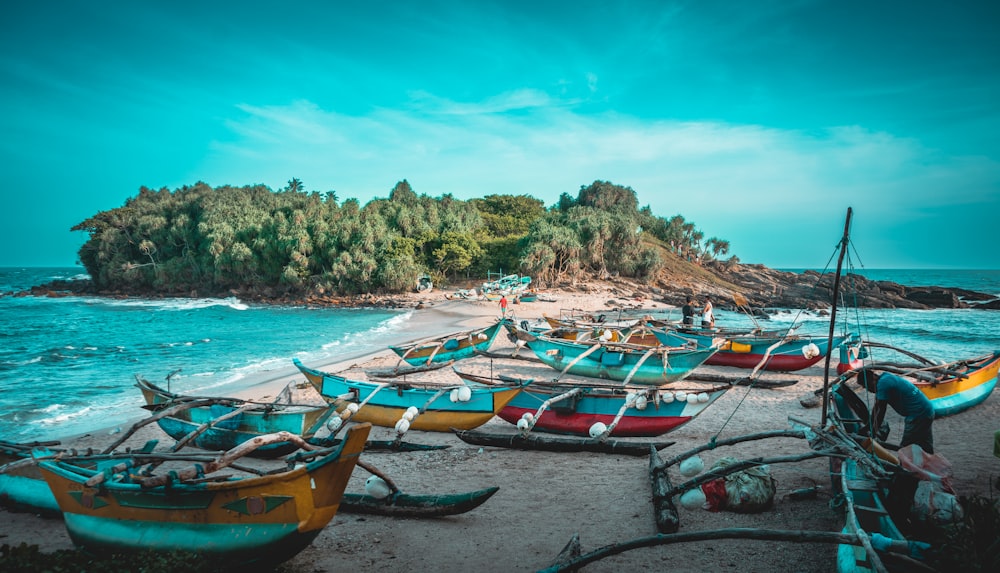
xmin=820 ymin=207 xmax=852 ymax=426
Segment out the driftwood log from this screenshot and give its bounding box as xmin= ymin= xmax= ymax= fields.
xmin=453 ymin=429 xmax=673 ymax=456
xmin=87 ymin=431 xmax=316 ymax=488
xmin=649 ymin=445 xmax=680 ymax=533
xmin=366 ymin=359 xmax=455 ymax=377
xmin=538 ymin=528 xmax=916 ymax=573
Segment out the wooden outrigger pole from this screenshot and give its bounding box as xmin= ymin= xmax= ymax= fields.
xmin=820 ymin=207 xmax=852 ymax=427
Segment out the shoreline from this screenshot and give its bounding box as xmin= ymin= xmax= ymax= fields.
xmin=56 ymin=295 xmax=510 ymax=445
xmin=3 ymin=285 xmax=1000 ymax=572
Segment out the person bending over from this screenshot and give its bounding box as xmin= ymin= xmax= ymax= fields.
xmin=857 ymin=368 xmax=935 ymax=454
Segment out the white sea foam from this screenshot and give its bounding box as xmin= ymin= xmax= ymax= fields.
xmin=81 ymin=295 xmax=250 ymax=312
xmin=36 ymin=405 xmax=93 ymax=426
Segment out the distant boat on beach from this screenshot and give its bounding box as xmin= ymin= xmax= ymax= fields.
xmin=389 ymin=318 xmax=510 ymax=366
xmin=135 ymin=375 xmax=333 ymax=458
xmin=293 ymin=358 xmax=529 ymax=432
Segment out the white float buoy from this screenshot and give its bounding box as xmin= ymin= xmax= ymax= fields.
xmin=394 ymin=418 xmax=410 ymax=434
xmin=521 ymin=412 xmax=534 ymax=422
xmin=457 ymin=386 xmax=472 ymax=402
xmin=697 ymin=392 xmax=709 ymax=403
xmin=326 ymin=417 xmax=343 ymax=431
xmin=589 ymin=422 xmax=608 ymax=438
xmin=679 ymin=455 xmax=704 ymax=477
xmin=450 ymin=388 xmax=460 ymax=402
xmin=517 ymin=418 xmax=530 ymax=431
xmin=686 ymin=393 xmax=699 ymax=403
xmin=680 ymin=487 xmax=707 ymax=510
xmin=661 ymin=391 xmax=674 ymax=404
xmin=802 ymin=342 xmax=820 ymax=359
xmin=635 ymin=395 xmax=648 ymax=410
xmin=365 ymin=476 xmax=392 ymax=499
xmin=346 ymin=403 xmax=360 ymax=414
xmin=675 ymin=391 xmax=687 ymax=403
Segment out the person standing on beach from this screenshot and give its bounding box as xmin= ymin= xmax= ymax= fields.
xmin=858 ymin=369 xmax=935 ymax=454
xmin=499 ymin=295 xmax=508 ymax=317
xmin=682 ymin=296 xmax=697 ymax=326
xmin=701 ymin=296 xmax=715 ymax=328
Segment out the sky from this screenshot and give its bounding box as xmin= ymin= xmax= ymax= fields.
xmin=2 ymin=1 xmax=998 ymax=269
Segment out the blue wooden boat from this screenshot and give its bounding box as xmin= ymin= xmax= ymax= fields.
xmin=655 ymin=328 xmax=853 ymax=372
xmin=0 ymin=457 xmax=61 ymax=517
xmin=455 ymin=370 xmax=728 ymax=437
xmin=835 ymin=343 xmax=1000 ymax=417
xmin=35 ymin=425 xmax=370 ymax=568
xmin=136 ymin=375 xmax=334 ymax=458
xmin=520 ymin=332 xmax=721 ymax=386
xmin=294 ymin=358 xmax=528 ymax=432
xmin=908 ymin=351 xmax=1000 ymax=416
xmin=827 ymin=381 xmax=935 ymax=572
xmin=389 ymin=318 xmax=511 ymax=366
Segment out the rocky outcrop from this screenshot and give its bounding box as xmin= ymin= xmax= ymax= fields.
xmin=660 ymin=262 xmax=998 ymax=312
xmin=8 ymin=263 xmax=999 ymax=313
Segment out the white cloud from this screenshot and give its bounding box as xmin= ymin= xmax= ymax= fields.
xmin=194 ymin=93 xmax=1000 ymax=266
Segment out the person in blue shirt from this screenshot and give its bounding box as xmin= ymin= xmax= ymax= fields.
xmin=858 ymin=369 xmax=935 ymax=454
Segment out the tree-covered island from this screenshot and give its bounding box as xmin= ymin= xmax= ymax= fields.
xmin=60 ymin=179 xmax=996 ymax=311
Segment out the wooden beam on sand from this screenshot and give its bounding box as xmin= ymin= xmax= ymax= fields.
xmin=649 ymin=444 xmax=680 ymax=534
xmin=539 ymin=529 xmax=887 ymax=573
xmin=453 ymin=429 xmax=673 ymax=456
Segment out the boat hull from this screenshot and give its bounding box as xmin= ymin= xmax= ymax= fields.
xmin=294 ymin=358 xmax=525 ymax=432
xmin=524 ymin=336 xmax=719 ymax=385
xmin=496 ymin=386 xmax=727 ymax=437
xmin=389 ymin=319 xmax=509 ymax=366
xmin=35 ymin=424 xmax=370 ymax=567
xmin=914 ymin=351 xmax=1000 ymax=417
xmin=835 ymin=458 xmax=908 ymax=573
xmin=137 ymin=378 xmax=331 ymax=457
xmin=0 ymin=460 xmax=61 ymax=517
xmin=658 ymin=331 xmax=851 ymax=372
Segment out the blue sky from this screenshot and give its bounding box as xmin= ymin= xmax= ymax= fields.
xmin=2 ymin=1 xmax=998 ymax=269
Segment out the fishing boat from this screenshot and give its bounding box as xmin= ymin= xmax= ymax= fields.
xmin=518 ymin=291 xmax=538 ymax=303
xmin=517 ymin=329 xmax=722 ymax=386
xmin=455 ymin=370 xmax=729 ymax=438
xmin=825 ymin=378 xmax=939 ymax=573
xmin=135 ymin=375 xmax=334 ymax=458
xmin=389 ymin=318 xmax=511 ymax=366
xmin=819 ymin=209 xmax=937 ymax=572
xmin=480 ymin=272 xmax=532 ymax=297
xmin=0 ymin=457 xmax=61 ymax=517
xmin=906 ymin=352 xmax=1000 ymax=416
xmin=34 ymin=425 xmax=370 ymax=567
xmin=655 ymin=328 xmax=853 ymax=372
xmin=293 ymin=358 xmax=528 ymax=432
xmin=2 ymin=437 xmax=483 ymax=520
xmin=835 ymin=331 xmax=1000 ymax=417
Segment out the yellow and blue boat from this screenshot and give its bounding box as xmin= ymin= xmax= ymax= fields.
xmin=294 ymin=358 xmax=527 ymax=432
xmin=35 ymin=424 xmax=370 ymax=568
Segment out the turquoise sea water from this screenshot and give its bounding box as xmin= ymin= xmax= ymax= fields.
xmin=2 ymin=267 xmax=999 ymax=443
xmin=0 ymin=267 xmax=418 ymax=442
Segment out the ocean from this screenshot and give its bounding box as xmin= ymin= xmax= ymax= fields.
xmin=1 ymin=267 xmax=999 ymax=444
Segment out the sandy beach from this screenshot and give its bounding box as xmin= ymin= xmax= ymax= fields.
xmin=2 ymin=285 xmax=998 ymax=572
